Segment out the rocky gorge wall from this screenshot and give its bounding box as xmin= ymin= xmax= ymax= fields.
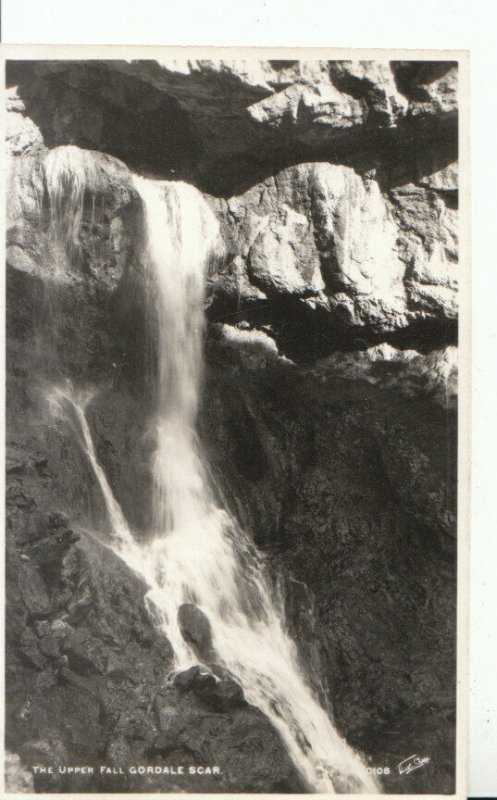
xmin=5 ymin=58 xmax=458 ymax=794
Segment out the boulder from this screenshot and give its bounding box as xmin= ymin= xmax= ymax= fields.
xmin=173 ymin=664 xmax=246 ymax=712
xmin=177 ymin=602 xmax=214 ymax=661
xmin=202 ymin=677 xmax=247 ymax=712
xmin=173 ymin=665 xmax=216 ymax=692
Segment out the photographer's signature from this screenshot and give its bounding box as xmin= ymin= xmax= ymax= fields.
xmin=397 ymin=754 xmax=431 ymax=776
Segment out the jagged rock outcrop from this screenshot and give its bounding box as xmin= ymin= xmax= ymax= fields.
xmin=210 ymin=160 xmax=457 ymax=345
xmin=8 ymin=58 xmax=457 ymax=195
xmin=7 ymin=58 xmax=458 ymax=353
xmin=5 ymin=58 xmax=458 ymax=794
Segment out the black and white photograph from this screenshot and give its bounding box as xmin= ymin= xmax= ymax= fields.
xmin=3 ymin=51 xmax=466 ymax=796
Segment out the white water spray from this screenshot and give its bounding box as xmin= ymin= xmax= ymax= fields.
xmin=44 ymin=151 xmax=378 ymax=793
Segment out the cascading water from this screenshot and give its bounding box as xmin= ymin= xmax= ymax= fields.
xmin=43 ymin=148 xmax=378 ymax=794
xmin=45 ymin=145 xmax=102 ymax=260
xmin=47 ymin=382 xmax=135 ymax=551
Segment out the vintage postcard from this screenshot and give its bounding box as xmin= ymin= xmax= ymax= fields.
xmin=2 ymin=46 xmax=469 ymax=798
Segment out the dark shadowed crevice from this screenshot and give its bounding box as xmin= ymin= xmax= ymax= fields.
xmin=206 ymin=291 xmax=458 ymax=363
xmin=390 ymin=61 xmax=458 ymax=102
xmin=9 ymin=61 xmax=205 ymax=182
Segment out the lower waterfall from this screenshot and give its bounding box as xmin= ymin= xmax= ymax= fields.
xmin=45 ymin=157 xmax=378 ymax=793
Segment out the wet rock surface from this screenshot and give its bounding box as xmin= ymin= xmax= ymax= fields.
xmin=199 ymin=341 xmax=456 ymax=794
xmin=173 ymin=666 xmax=247 ymax=713
xmin=178 ymin=603 xmax=216 ymax=663
xmin=6 ymin=502 xmax=301 ymax=793
xmin=5 ymin=58 xmax=458 ymax=793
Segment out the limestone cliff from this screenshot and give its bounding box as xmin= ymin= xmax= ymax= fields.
xmin=5 ymin=58 xmax=458 ymax=794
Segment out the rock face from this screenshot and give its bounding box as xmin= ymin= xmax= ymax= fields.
xmin=199 ymin=340 xmax=456 ymax=795
xmin=8 ymin=58 xmax=457 ymax=195
xmin=6 ymin=509 xmax=301 ymax=794
xmin=211 ymin=160 xmax=457 ymax=349
xmin=5 ymin=57 xmax=458 ymax=794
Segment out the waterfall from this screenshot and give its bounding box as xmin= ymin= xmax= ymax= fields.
xmin=47 ymin=382 xmax=135 ymax=551
xmin=45 ymin=146 xmax=101 ymax=259
xmin=44 ymin=151 xmax=378 ymax=794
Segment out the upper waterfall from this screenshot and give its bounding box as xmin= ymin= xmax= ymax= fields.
xmin=45 ymin=145 xmax=102 ymax=259
xmin=43 ymin=152 xmax=379 ymax=794
xmin=128 ymin=175 xmax=378 ymax=794
xmin=133 ymin=177 xmax=220 ymax=534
